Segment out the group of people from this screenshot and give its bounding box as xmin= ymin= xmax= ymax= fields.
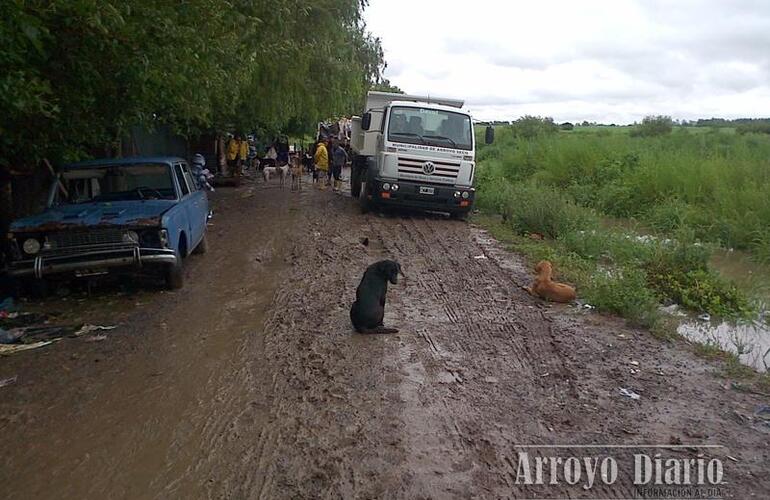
xmin=224 ymin=132 xmax=351 ymax=193
xmin=312 ymin=138 xmax=348 ymax=192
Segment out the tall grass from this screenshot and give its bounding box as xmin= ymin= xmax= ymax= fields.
xmin=477 ymin=127 xmax=770 ymax=260
xmin=474 ymin=125 xmax=767 ymax=323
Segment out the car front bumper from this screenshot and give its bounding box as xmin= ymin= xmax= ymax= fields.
xmin=368 ymin=178 xmax=475 ymax=213
xmin=9 ymin=245 xmax=178 ymax=278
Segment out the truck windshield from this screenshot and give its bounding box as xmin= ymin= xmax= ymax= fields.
xmin=59 ymin=164 xmax=177 ymax=204
xmin=387 ymin=106 xmax=472 ymax=151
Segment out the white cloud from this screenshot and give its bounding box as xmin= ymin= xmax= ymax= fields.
xmin=364 ymin=0 xmax=770 ymax=123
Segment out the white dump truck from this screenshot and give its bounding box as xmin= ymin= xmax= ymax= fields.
xmin=350 ymin=91 xmax=493 ymax=219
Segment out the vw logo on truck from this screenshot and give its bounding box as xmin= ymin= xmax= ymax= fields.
xmin=422 ymin=161 xmax=435 ymax=175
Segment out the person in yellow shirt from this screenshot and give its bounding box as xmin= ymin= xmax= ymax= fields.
xmin=313 ymin=139 xmax=329 ymax=190
xmin=226 ymin=133 xmax=248 ymax=177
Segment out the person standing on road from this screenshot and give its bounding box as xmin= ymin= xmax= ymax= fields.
xmin=314 ymin=139 xmax=329 ymax=190
xmin=330 ymin=140 xmax=348 ymax=193
xmin=226 ymin=133 xmax=247 ymax=177
xmin=238 ymin=134 xmax=249 ymax=176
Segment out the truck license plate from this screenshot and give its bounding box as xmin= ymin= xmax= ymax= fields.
xmin=419 ymin=186 xmax=435 ymax=195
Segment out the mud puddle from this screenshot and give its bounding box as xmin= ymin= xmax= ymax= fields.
xmin=675 ymin=248 xmax=770 ymax=371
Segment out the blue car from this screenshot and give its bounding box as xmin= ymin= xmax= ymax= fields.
xmin=7 ymin=157 xmax=210 ymax=290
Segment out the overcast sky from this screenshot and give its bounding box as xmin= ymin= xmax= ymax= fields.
xmin=364 ymin=0 xmax=770 ymax=124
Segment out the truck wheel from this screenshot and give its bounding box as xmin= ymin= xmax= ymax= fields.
xmin=164 ymin=253 xmax=184 ymax=290
xmin=358 ymin=178 xmax=370 ymax=214
xmin=350 ymin=165 xmax=361 ymax=197
xmin=192 ymin=233 xmax=208 ymax=255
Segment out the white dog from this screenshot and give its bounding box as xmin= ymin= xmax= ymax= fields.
xmin=263 ymin=164 xmax=290 ymax=188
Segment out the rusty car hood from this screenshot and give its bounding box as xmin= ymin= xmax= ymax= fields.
xmin=10 ymin=200 xmax=176 ymax=233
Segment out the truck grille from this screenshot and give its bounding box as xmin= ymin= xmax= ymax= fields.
xmin=397 ymin=156 xmax=460 ymax=182
xmin=48 ymin=229 xmax=124 ymax=249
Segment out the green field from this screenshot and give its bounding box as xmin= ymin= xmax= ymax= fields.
xmin=473 ymin=124 xmax=770 ymax=326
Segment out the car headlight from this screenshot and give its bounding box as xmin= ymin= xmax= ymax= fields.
xmin=123 ymin=230 xmax=140 ymax=244
xmin=382 ymin=182 xmax=391 ymax=191
xmin=23 ymin=238 xmax=41 ymax=255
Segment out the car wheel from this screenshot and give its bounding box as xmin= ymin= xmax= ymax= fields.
xmin=164 ymin=252 xmax=184 ymax=290
xmin=193 ymin=233 xmax=208 ymax=255
xmin=358 ymin=178 xmax=370 ymax=214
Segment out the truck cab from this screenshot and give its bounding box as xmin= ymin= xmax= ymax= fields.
xmin=350 ymin=91 xmax=492 ymax=219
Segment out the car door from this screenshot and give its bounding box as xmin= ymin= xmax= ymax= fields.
xmin=181 ymin=162 xmax=208 ymax=247
xmin=172 ymin=163 xmax=196 ymax=249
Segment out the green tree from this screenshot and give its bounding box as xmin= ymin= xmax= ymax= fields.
xmin=510 ymin=115 xmax=558 ymax=139
xmin=0 ymin=0 xmax=386 ymax=169
xmin=631 ymin=115 xmax=674 ymax=137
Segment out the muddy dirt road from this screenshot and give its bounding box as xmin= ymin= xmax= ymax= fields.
xmin=1 ymin=175 xmax=768 ymax=499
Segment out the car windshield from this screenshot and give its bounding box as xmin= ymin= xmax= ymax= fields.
xmin=59 ymin=164 xmax=176 ymax=204
xmin=387 ymin=106 xmax=473 ymax=150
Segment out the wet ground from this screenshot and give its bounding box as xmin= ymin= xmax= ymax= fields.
xmin=1 ymin=174 xmax=769 ymax=499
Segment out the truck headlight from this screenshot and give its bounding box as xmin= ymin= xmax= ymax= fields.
xmin=382 ymin=182 xmax=391 ymax=191
xmin=123 ymin=230 xmax=140 ymax=244
xmin=461 ymin=191 xmax=470 ymax=199
xmin=23 ymin=238 xmax=41 ymax=255
xmin=453 ymin=191 xmax=461 ymax=198
xmin=391 ymin=183 xmax=399 ymax=192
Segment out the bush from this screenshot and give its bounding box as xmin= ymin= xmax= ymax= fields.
xmin=494 ymin=183 xmax=599 ymax=239
xmin=583 ymin=268 xmax=660 ymax=328
xmin=631 ymin=115 xmax=674 ymax=137
xmin=510 ymin=115 xmax=558 ymax=139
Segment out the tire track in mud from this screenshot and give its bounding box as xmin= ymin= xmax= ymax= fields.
xmin=4 ymin=179 xmax=769 ymax=499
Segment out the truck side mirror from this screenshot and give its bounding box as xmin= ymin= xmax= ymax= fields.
xmin=361 ymin=112 xmax=372 ymax=131
xmin=485 ymin=125 xmax=495 ymax=144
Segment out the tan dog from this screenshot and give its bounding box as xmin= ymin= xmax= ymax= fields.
xmin=290 ymin=156 xmax=302 ymax=191
xmin=524 ymin=260 xmax=577 ymax=303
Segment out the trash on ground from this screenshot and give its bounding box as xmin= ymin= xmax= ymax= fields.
xmin=473 ymin=254 xmax=488 ymax=260
xmin=0 ymin=375 xmax=18 ymax=387
xmin=629 ymin=360 xmax=640 ymax=366
xmin=0 ymin=328 xmax=25 ymax=344
xmin=75 ymin=324 xmax=118 ymax=336
xmin=620 ymin=388 xmax=641 ymax=400
xmin=0 ymin=339 xmax=62 ymax=356
xmin=754 ymin=405 xmax=770 ymax=426
xmin=0 ymin=297 xmax=18 ymax=315
xmin=698 ymin=313 xmax=711 ymax=322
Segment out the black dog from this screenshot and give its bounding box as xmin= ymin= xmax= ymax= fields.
xmin=350 ymin=260 xmax=404 ymax=334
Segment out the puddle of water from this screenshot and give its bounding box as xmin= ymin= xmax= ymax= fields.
xmin=678 ymin=319 xmax=770 ymax=372
xmin=602 ymin=216 xmax=770 ymax=371
xmin=679 ymin=247 xmax=770 ymax=372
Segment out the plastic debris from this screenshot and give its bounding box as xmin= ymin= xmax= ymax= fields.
xmin=698 ymin=313 xmax=711 ymax=322
xmin=0 ymin=375 xmax=18 ymax=388
xmin=75 ymin=324 xmax=117 ymax=336
xmin=0 ymin=338 xmax=62 ymax=356
xmin=754 ymin=405 xmax=770 ymax=427
xmin=620 ymin=388 xmax=641 ymax=400
xmin=0 ymin=328 xmax=25 ymax=344
xmin=474 ymin=254 xmax=488 ymax=260
xmin=629 ymin=360 xmax=640 ymax=366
